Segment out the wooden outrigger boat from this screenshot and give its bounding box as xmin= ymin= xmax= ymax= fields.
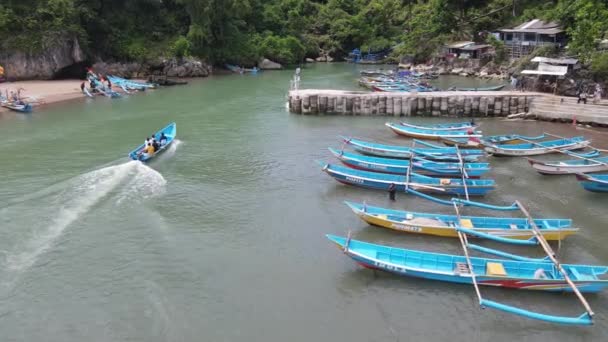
xmin=386 ymin=123 xmax=482 ymax=140
xmin=528 ymin=154 xmax=608 ymax=175
xmin=484 ymin=137 xmax=590 ymax=157
xmin=327 ymin=233 xmax=606 ymax=325
xmin=328 ymin=148 xmax=490 ymax=178
xmin=341 ymin=137 xmax=484 ymax=161
xmin=441 ymin=134 xmax=546 ymax=149
xmin=319 ymin=162 xmax=495 ymax=196
xmin=128 ymin=122 xmax=176 ymax=162
xmin=345 ymin=201 xmax=578 ymax=241
xmin=576 ymin=173 xmax=608 ymax=192
xmin=398 ymin=121 xmax=476 ymax=131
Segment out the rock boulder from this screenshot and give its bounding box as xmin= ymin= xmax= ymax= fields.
xmin=259 ymin=58 xmax=282 ymax=70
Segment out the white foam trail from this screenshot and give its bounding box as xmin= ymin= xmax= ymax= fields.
xmin=115 ymin=162 xmax=167 ymax=205
xmin=4 ymin=161 xmax=162 ymax=272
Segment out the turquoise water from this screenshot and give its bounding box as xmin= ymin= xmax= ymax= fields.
xmin=0 ymin=63 xmax=607 ymax=341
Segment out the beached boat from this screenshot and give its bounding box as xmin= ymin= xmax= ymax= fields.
xmin=108 ymin=75 xmax=156 ymax=90
xmin=399 ymin=121 xmax=476 ymax=131
xmin=452 ymin=84 xmax=506 ymax=91
xmin=328 ymin=148 xmax=490 ymax=178
xmin=1 ymin=101 xmax=32 ymax=113
xmin=484 ymin=137 xmax=590 ymax=157
xmin=128 ymin=122 xmax=176 ymax=162
xmin=441 ymin=134 xmax=546 ymax=149
xmin=341 ymin=137 xmax=483 ymax=161
xmin=386 ymin=123 xmax=482 ymax=140
xmin=326 ymin=234 xmax=608 ymax=297
xmin=319 ymin=162 xmax=495 ymax=196
xmin=372 ymin=84 xmax=434 ymax=92
xmin=528 ymin=155 xmax=608 ymax=175
xmin=345 ymin=201 xmax=577 ymax=240
xmin=575 ymin=173 xmax=608 ymax=192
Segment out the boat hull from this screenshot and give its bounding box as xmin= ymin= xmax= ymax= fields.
xmin=528 ymin=158 xmax=608 ymax=175
xmin=576 ymin=174 xmax=608 ymax=192
xmin=386 ymin=123 xmax=482 ymax=140
xmin=321 ymin=163 xmax=495 ymax=196
xmin=346 ymin=202 xmax=577 ymax=241
xmin=327 ymin=235 xmax=608 ymax=293
xmin=128 ymin=122 xmax=177 ymax=162
xmin=485 ymin=138 xmax=589 ymax=157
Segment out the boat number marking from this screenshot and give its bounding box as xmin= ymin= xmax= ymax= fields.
xmin=390 ymin=223 xmax=422 ymax=232
xmin=374 ymin=261 xmax=407 ymax=273
xmin=346 ymin=177 xmax=364 ymax=184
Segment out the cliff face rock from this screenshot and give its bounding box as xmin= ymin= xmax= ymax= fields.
xmin=0 ymin=37 xmax=84 ymax=80
xmin=93 ymin=57 xmax=212 ymax=78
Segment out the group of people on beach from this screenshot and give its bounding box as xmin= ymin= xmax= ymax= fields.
xmin=80 ymin=68 xmax=113 ymax=95
xmin=138 ymin=133 xmax=168 ymax=159
xmin=1 ymin=88 xmax=26 ymax=105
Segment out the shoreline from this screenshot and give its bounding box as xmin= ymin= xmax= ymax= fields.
xmin=0 ymin=79 xmax=85 ymax=113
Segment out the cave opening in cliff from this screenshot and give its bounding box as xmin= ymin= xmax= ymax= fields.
xmin=53 ymin=61 xmax=91 ymax=80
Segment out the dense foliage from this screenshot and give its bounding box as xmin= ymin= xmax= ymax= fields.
xmin=0 ymin=0 xmax=606 ymax=68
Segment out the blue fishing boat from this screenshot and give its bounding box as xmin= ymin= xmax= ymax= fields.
xmin=441 ymin=134 xmax=546 ymax=149
xmin=386 ymin=123 xmax=482 ymax=140
xmin=344 ymin=201 xmax=577 ymax=240
xmin=328 ymin=148 xmax=490 ymax=178
xmin=319 ymin=162 xmax=495 ymax=196
xmin=128 ymin=122 xmax=176 ymax=162
xmin=108 ymin=75 xmax=156 ymax=90
xmin=341 ymin=137 xmax=483 ymax=161
xmin=576 ymin=173 xmax=608 ymax=192
xmin=485 ymin=137 xmax=590 ymax=157
xmin=372 ymin=84 xmax=435 ymax=92
xmin=399 ymin=121 xmax=476 ymax=131
xmin=326 ymin=234 xmax=607 ymax=325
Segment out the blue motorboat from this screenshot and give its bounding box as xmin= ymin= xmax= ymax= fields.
xmin=128 ymin=122 xmax=176 ymax=162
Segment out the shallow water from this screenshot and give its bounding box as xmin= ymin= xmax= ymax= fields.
xmin=0 ymin=63 xmax=607 ymax=341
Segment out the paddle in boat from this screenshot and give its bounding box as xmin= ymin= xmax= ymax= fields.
xmin=128 ymin=122 xmax=176 ymax=162
xmin=328 ymin=148 xmax=490 ymax=178
xmin=575 ymin=173 xmax=608 ymax=192
xmin=386 ymin=122 xmax=482 ymax=140
xmin=340 ymin=137 xmax=484 ymax=162
xmin=345 ymin=201 xmax=578 ymax=241
xmin=484 ymin=137 xmax=590 ymax=157
xmin=327 ymin=233 xmax=606 ymax=325
xmin=398 ymin=121 xmax=476 ymax=131
xmin=319 ymin=162 xmax=495 ymax=196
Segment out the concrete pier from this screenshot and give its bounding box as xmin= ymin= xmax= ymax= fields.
xmin=288 ymin=89 xmax=539 ymax=117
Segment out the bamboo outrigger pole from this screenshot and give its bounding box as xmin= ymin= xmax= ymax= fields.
xmin=455 ymin=146 xmax=470 ymax=201
xmin=453 ymin=203 xmax=483 ymax=303
xmin=515 ymin=200 xmax=595 ymax=317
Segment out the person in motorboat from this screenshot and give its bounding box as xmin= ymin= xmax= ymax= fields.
xmin=159 ymin=132 xmax=168 ymax=146
xmin=152 ymin=138 xmax=160 ymax=152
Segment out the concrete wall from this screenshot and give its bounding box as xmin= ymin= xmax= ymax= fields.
xmin=288 ymin=90 xmax=538 ymax=117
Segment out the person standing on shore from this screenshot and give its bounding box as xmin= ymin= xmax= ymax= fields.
xmin=388 ymin=183 xmax=396 ymax=201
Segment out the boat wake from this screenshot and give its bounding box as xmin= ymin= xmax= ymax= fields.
xmin=2 ymin=161 xmax=166 ymax=274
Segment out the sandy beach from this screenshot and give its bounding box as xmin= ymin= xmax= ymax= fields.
xmin=0 ymin=79 xmax=84 ymax=113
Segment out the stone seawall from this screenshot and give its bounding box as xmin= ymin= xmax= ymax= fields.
xmin=288 ymin=90 xmax=540 ymax=117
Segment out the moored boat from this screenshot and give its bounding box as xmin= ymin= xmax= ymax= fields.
xmin=1 ymin=101 xmax=32 ymax=113
xmin=319 ymin=162 xmax=495 ymax=196
xmin=528 ymin=155 xmax=608 ymax=175
xmin=441 ymin=134 xmax=546 ymax=149
xmin=128 ymin=122 xmax=176 ymax=162
xmin=326 ymin=234 xmax=608 ymax=293
xmin=452 ymin=84 xmax=506 ymax=91
xmin=575 ymin=173 xmax=608 ymax=192
xmin=345 ymin=201 xmax=578 ymax=240
xmin=328 ymin=148 xmax=490 ymax=178
xmin=484 ymin=137 xmax=590 ymax=157
xmin=386 ymin=123 xmax=482 ymax=140
xmin=399 ymin=121 xmax=476 ymax=131
xmin=341 ymin=137 xmax=484 ymax=161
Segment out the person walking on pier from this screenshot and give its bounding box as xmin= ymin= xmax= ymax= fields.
xmin=388 ymin=183 xmax=396 ymax=201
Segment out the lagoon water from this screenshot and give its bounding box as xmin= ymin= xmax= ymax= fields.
xmin=1 ymin=63 xmax=607 ymax=341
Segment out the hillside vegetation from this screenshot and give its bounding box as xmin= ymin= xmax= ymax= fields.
xmin=0 ymin=0 xmax=606 ymax=66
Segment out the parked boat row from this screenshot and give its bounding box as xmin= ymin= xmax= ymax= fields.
xmin=321 ymin=119 xmax=607 ymax=325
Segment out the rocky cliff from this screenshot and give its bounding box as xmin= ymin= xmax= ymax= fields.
xmin=0 ymin=37 xmax=84 ymax=80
